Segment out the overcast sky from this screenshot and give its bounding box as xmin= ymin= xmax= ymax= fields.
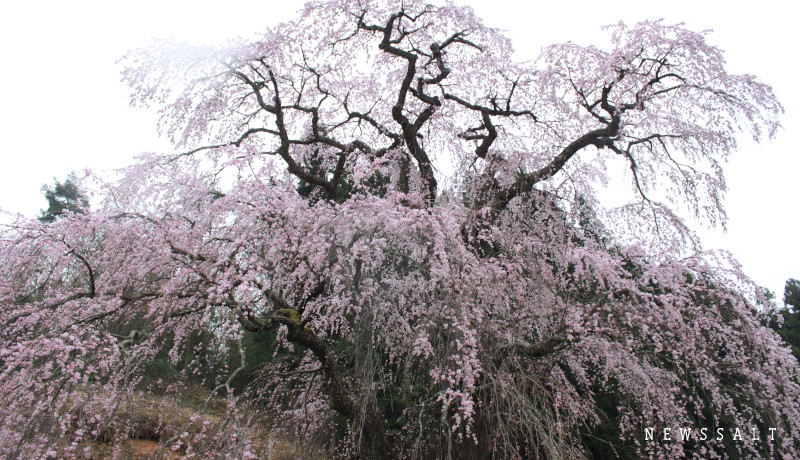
xmin=1 ymin=0 xmax=797 ymax=304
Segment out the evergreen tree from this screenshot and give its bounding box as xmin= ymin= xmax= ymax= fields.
xmin=38 ymin=173 xmax=88 ymax=223
xmin=772 ymin=279 xmax=800 ymax=361
xmin=785 ymin=278 xmax=800 ymax=311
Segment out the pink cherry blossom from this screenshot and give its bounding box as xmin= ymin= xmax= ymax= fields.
xmin=1 ymin=1 xmax=797 ymax=458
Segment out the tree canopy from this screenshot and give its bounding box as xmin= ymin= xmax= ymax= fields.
xmin=785 ymin=278 xmax=800 ymax=311
xmin=38 ymin=173 xmax=89 ymax=223
xmin=1 ymin=1 xmax=797 ymax=458
xmin=769 ymin=279 xmax=800 ymax=362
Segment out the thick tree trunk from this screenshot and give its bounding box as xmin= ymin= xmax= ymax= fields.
xmin=281 ymin=315 xmax=390 ymax=458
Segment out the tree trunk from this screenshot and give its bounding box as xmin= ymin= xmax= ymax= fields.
xmin=282 ymin=316 xmax=391 ymax=458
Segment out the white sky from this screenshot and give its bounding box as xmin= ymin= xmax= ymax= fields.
xmin=1 ymin=0 xmax=797 ymax=304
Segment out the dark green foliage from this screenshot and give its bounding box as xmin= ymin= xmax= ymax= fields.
xmin=141 ymin=358 xmax=181 ymax=385
xmin=785 ymin=279 xmax=800 ymax=312
xmin=228 ymin=329 xmax=281 ymax=393
xmin=769 ymin=279 xmax=800 ymax=361
xmin=39 ymin=173 xmax=89 ymax=223
xmin=580 ymin=384 xmax=638 ymax=459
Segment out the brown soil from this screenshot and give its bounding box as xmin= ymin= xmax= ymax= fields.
xmin=88 ymin=439 xmax=183 ymax=459
xmin=87 ymin=436 xmax=303 ymax=459
xmin=128 ymin=439 xmax=182 ymax=459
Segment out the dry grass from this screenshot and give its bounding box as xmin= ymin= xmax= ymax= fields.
xmin=87 ymin=437 xmax=301 ymax=459
xmin=54 ymin=386 xmax=323 ymax=459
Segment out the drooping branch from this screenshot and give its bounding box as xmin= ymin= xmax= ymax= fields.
xmin=479 ymin=50 xmax=700 ymax=219
xmin=264 ymin=298 xmax=390 ymax=455
xmin=492 ymin=120 xmax=620 ymax=214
